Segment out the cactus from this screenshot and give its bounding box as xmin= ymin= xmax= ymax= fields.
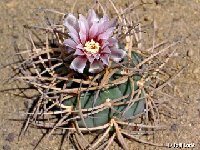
xmin=14 ymin=4 xmax=179 ymax=149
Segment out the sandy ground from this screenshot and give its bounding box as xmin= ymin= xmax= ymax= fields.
xmin=0 ymin=0 xmax=200 ymax=149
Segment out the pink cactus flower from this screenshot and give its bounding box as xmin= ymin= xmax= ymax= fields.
xmin=64 ymin=9 xmax=126 ymax=73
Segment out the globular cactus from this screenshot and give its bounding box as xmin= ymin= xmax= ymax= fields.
xmin=14 ymin=3 xmax=177 ymax=149
xmin=34 ymin=9 xmax=147 ymax=130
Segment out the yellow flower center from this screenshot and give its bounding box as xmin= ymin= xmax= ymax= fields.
xmin=84 ymin=39 xmax=100 ymax=54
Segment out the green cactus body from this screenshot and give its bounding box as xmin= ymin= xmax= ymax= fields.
xmin=62 ymin=52 xmax=144 ymax=128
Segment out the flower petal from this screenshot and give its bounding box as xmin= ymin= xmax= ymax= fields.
xmin=108 ymin=38 xmax=118 ymax=47
xmin=100 ymin=54 xmax=109 ymax=65
xmin=110 ymin=48 xmax=126 ymax=62
xmin=86 ymin=55 xmax=95 ymax=63
xmin=64 ymin=13 xmax=79 ymax=35
xmin=64 ymin=39 xmax=77 ymax=49
xmin=100 ymin=40 xmax=109 ymax=49
xmin=79 ymin=22 xmax=87 ymax=43
xmin=64 ymin=13 xmax=78 ymax=26
xmin=101 ymin=46 xmax=111 ymax=54
xmin=101 ymin=40 xmax=109 ymax=49
xmin=68 ymin=33 xmax=80 ymax=44
xmin=87 ymin=9 xmax=99 ymax=26
xmin=97 ymin=27 xmax=115 ymax=40
xmin=65 ymin=47 xmax=74 ymax=53
xmin=97 ymin=18 xmax=117 ymax=34
xmin=89 ymin=59 xmax=104 ymax=73
xmin=74 ymin=49 xmax=85 ymax=56
xmin=79 ymin=15 xmax=89 ymax=43
xmin=89 ymin=22 xmax=99 ymax=39
xmin=99 ymin=16 xmax=109 ymax=23
xmin=79 ymin=15 xmax=89 ymax=33
xmin=107 ymin=18 xmax=117 ymax=29
xmin=70 ymin=56 xmax=87 ymax=73
xmin=76 ymin=43 xmax=84 ymax=49
xmin=97 ymin=16 xmax=110 ymax=33
xmin=79 ymin=31 xmax=87 ymax=44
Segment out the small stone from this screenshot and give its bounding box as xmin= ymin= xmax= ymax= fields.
xmin=193 ymin=67 xmax=200 ymax=74
xmin=170 ymin=123 xmax=178 ymax=131
xmin=144 ymin=17 xmax=148 ymax=21
xmin=5 ymin=133 xmax=15 ymax=142
xmin=30 ymin=139 xmax=38 ymax=147
xmin=154 ymin=0 xmax=161 ymax=5
xmin=187 ymin=49 xmax=194 ymax=57
xmin=197 ymin=109 xmax=200 ymax=118
xmin=3 ymin=145 xmax=11 ymax=150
